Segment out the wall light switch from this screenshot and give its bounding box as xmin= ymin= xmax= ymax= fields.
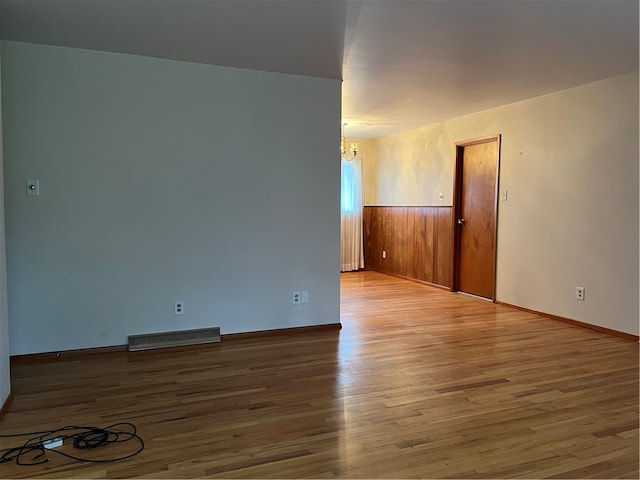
xmin=502 ymin=189 xmax=508 ymax=201
xmin=26 ymin=179 xmax=40 ymax=196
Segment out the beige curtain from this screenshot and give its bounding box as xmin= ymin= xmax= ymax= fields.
xmin=340 ymin=157 xmax=364 ymax=272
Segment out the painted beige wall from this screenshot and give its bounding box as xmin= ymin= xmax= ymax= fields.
xmin=366 ymin=72 xmax=639 ymax=335
xmin=370 ymin=126 xmax=455 ymax=206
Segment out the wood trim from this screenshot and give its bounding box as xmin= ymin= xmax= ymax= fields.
xmin=452 ymin=134 xmax=501 ymax=300
xmin=451 ymin=146 xmax=462 ymax=291
xmin=11 ymin=325 xmax=344 ymax=364
xmin=492 ymin=135 xmax=502 ymax=301
xmin=496 ymin=301 xmax=639 ymax=342
xmin=363 ymin=205 xmax=447 ymax=208
xmin=455 ymin=134 xmax=501 ymax=147
xmin=374 ymin=271 xmax=452 ymax=291
xmin=11 ymin=344 xmax=128 ymax=365
xmin=0 ymin=393 xmax=14 ymax=421
xmin=222 ymin=323 xmax=342 ymax=341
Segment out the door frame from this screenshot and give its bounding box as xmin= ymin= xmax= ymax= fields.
xmin=450 ymin=134 xmax=501 ymax=301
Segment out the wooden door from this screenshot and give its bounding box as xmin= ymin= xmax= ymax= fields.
xmin=453 ymin=136 xmax=500 ymax=300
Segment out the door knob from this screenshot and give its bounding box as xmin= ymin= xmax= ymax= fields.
xmin=457 ymin=218 xmax=465 ymax=226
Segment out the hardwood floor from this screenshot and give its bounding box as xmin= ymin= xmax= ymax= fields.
xmin=1 ymin=271 xmax=638 ymax=478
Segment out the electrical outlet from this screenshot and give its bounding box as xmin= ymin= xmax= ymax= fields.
xmin=382 ymin=250 xmax=387 ymax=259
xmin=292 ymin=291 xmax=301 ymax=305
xmin=438 ymin=192 xmax=444 ymax=202
xmin=174 ymin=300 xmax=185 ymax=315
xmin=576 ymin=287 xmax=585 ymax=301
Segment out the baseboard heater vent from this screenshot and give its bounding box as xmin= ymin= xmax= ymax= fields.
xmin=128 ymin=327 xmax=221 ymax=352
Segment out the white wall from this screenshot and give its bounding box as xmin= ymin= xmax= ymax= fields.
xmin=368 ymin=72 xmax=639 ymax=335
xmin=0 ymin=41 xmax=11 ymax=405
xmin=2 ymin=42 xmax=341 ymax=355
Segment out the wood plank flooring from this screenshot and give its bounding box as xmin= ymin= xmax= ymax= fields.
xmin=1 ymin=271 xmax=638 ymax=478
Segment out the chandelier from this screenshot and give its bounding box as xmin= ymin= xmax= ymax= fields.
xmin=340 ymin=123 xmax=359 ymax=158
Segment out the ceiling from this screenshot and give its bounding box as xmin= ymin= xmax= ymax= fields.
xmin=0 ymin=0 xmax=637 ymax=138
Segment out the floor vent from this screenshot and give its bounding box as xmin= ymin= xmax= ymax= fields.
xmin=128 ymin=327 xmax=221 ymax=352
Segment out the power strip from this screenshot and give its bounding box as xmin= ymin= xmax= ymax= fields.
xmin=43 ymin=437 xmax=63 ymax=449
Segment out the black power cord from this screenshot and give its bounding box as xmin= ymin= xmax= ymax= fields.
xmin=0 ymin=422 xmax=144 ymax=466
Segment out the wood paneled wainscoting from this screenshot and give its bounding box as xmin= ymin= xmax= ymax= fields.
xmin=363 ymin=206 xmax=452 ymax=288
